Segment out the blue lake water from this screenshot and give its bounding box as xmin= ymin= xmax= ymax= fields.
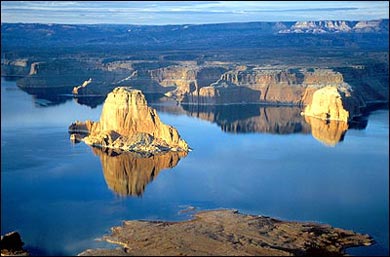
xmin=1 ymin=78 xmax=389 ymax=256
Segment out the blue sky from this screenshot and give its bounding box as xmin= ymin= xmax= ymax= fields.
xmin=1 ymin=1 xmax=388 ymax=25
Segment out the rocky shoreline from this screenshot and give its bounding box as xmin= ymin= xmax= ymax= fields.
xmin=78 ymin=209 xmax=373 ymax=256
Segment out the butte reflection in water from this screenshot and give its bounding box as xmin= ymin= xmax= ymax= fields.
xmin=16 ymin=79 xmax=364 ymax=147
xmin=177 ymin=104 xmax=363 ymax=146
xmin=304 ymin=116 xmax=349 ymax=147
xmin=91 ymin=147 xmax=187 ymax=197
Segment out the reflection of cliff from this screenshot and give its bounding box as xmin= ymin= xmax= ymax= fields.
xmin=73 ymin=96 xmax=106 ymax=109
xmin=18 ymin=86 xmax=73 ymax=107
xmin=304 ymin=116 xmax=349 ymax=147
xmin=92 ymin=148 xmax=187 ymax=196
xmin=162 ymin=103 xmax=366 ymax=146
xmin=181 ymin=104 xmax=312 ymax=134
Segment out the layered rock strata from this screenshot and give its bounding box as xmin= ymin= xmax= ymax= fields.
xmin=69 ymin=87 xmax=189 ymax=154
xmin=78 ymin=209 xmax=373 ymax=256
xmin=181 ymin=68 xmax=361 ymax=110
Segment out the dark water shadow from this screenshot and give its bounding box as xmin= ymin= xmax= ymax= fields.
xmin=16 ymin=86 xmax=74 ymax=107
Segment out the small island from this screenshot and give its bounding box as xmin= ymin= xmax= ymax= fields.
xmin=69 ymin=87 xmax=189 ymax=155
xmin=78 ymin=209 xmax=373 ymax=256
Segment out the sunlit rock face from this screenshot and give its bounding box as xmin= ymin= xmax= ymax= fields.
xmin=302 ymin=86 xmax=351 ymax=122
xmin=69 ymin=87 xmax=189 ymax=154
xmin=92 ymin=148 xmax=187 ymax=196
xmin=304 ymin=116 xmax=349 ymax=147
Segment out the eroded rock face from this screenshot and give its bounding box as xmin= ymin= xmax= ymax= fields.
xmin=69 ymin=87 xmax=189 ymax=154
xmin=301 ymin=86 xmax=350 ymax=122
xmin=78 ymin=209 xmax=373 ymax=256
xmin=92 ymin=148 xmax=187 ymax=196
xmin=180 ymin=67 xmax=364 ymax=113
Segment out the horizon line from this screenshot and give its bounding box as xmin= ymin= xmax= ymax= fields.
xmin=1 ymin=18 xmax=388 ymax=27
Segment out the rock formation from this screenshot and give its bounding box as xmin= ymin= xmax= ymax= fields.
xmin=180 ymin=67 xmax=364 ymax=118
xmin=301 ymin=86 xmax=350 ymax=122
xmin=92 ymin=148 xmax=187 ymax=196
xmin=78 ymin=209 xmax=373 ymax=256
xmin=1 ymin=231 xmax=29 ymax=256
xmin=72 ymin=78 xmax=93 ymax=95
xmin=69 ymin=87 xmax=189 ymax=154
xmin=279 ymin=19 xmax=388 ymax=33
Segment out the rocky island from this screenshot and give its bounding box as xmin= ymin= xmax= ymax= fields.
xmin=69 ymin=87 xmax=189 ymax=155
xmin=78 ymin=209 xmax=373 ymax=256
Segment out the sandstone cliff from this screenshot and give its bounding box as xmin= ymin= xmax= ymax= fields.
xmin=180 ymin=67 xmax=364 ymax=119
xmin=1 ymin=58 xmax=30 ymax=77
xmin=301 ymin=86 xmax=353 ymax=122
xmin=279 ymin=19 xmax=388 ymax=33
xmin=69 ymin=87 xmax=189 ymax=154
xmin=92 ymin=148 xmax=187 ymax=196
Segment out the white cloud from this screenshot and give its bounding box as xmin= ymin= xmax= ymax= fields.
xmin=1 ymin=1 xmax=388 ymax=24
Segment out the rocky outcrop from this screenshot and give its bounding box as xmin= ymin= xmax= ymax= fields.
xmin=1 ymin=58 xmax=30 ymax=77
xmin=181 ymin=67 xmax=364 ymax=115
xmin=78 ymin=209 xmax=373 ymax=256
xmin=301 ymin=86 xmax=352 ymax=122
xmin=72 ymin=78 xmax=93 ymax=95
xmin=69 ymin=87 xmax=189 ymax=154
xmin=1 ymin=231 xmax=29 ymax=256
xmin=279 ymin=19 xmax=388 ymax=33
xmin=181 ymin=67 xmax=305 ymax=104
xmin=15 ymin=59 xmax=130 ymax=98
xmin=92 ymin=148 xmax=187 ymax=196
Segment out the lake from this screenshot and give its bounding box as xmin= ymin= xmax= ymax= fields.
xmin=1 ymin=78 xmax=388 ymax=256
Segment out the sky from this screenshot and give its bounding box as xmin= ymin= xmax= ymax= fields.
xmin=1 ymin=1 xmax=389 ymax=25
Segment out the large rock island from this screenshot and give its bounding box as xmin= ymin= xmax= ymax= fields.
xmin=78 ymin=209 xmax=373 ymax=256
xmin=69 ymin=87 xmax=189 ymax=155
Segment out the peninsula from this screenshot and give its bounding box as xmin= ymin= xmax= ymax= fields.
xmin=78 ymin=209 xmax=373 ymax=256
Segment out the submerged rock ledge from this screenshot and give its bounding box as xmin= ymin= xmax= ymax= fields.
xmin=78 ymin=209 xmax=373 ymax=256
xmin=69 ymin=87 xmax=189 ymax=155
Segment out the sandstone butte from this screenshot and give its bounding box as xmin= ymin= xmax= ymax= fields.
xmin=78 ymin=209 xmax=373 ymax=256
xmin=68 ymin=87 xmax=189 ymax=154
xmin=301 ymin=86 xmax=351 ymax=122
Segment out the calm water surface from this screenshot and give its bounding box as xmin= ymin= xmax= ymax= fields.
xmin=1 ymin=78 xmax=389 ymax=256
